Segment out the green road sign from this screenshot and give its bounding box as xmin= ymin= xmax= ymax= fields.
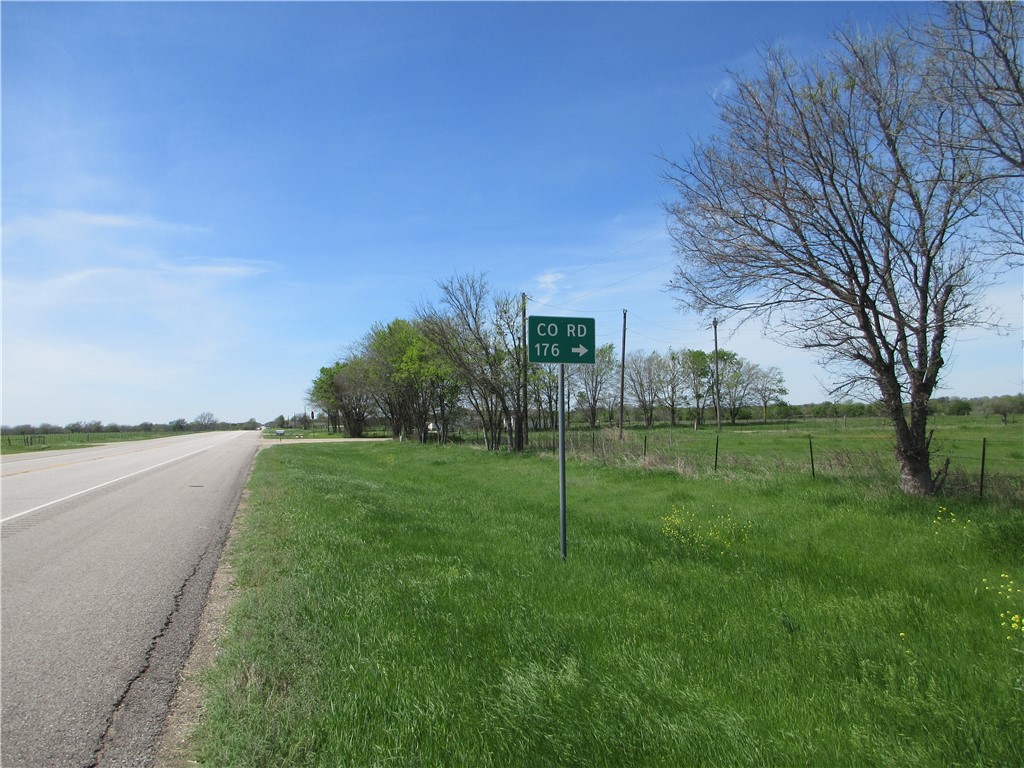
xmin=528 ymin=316 xmax=596 ymax=365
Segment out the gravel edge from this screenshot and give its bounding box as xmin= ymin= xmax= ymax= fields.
xmin=149 ymin=485 xmax=249 ymax=768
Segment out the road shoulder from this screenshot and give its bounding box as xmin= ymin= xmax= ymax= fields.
xmin=150 ymin=485 xmax=249 ymax=768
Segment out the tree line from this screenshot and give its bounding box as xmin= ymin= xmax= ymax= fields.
xmin=308 ymin=272 xmax=793 ymax=446
xmin=308 ymin=300 xmax=1024 ymax=446
xmin=0 ymin=413 xmax=261 ymax=435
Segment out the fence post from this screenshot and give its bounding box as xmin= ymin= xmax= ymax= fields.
xmin=808 ymin=434 xmax=816 ymax=479
xmin=643 ymin=434 xmax=647 ymax=459
xmin=714 ymin=433 xmax=720 ymax=472
xmin=979 ymin=437 xmax=987 ymax=500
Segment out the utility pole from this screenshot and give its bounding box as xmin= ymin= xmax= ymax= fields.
xmin=618 ymin=308 xmax=627 ymax=440
xmin=712 ymin=317 xmax=722 ymax=431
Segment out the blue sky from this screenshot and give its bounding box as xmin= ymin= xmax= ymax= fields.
xmin=3 ymin=1 xmax=1021 ymax=426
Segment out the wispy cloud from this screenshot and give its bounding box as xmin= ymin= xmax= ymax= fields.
xmin=3 ymin=207 xmax=270 ymax=277
xmin=3 ymin=208 xmax=212 ymax=254
xmin=1 ymin=204 xmax=275 ymax=424
xmin=161 ymin=260 xmax=271 ymax=279
xmin=532 ymin=270 xmax=564 ymax=304
xmin=4 ymin=209 xmax=206 ymax=233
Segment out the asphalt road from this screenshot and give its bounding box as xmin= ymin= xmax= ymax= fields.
xmin=1 ymin=431 xmax=261 ymax=767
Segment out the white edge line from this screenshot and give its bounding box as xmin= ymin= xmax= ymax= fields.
xmin=1 ymin=443 xmax=219 ymax=524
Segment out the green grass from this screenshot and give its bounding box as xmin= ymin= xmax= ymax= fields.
xmin=544 ymin=415 xmax=1022 ymax=503
xmin=193 ymin=441 xmax=1023 ymax=766
xmin=0 ymin=430 xmax=184 ymax=454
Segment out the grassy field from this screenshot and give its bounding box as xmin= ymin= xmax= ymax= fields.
xmin=191 ymin=438 xmax=1023 ymax=767
xmin=0 ymin=430 xmax=183 ymax=455
xmin=554 ymin=415 xmax=1022 ymax=502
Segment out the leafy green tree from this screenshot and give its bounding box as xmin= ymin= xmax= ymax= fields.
xmin=988 ymin=393 xmax=1024 ymax=423
xmin=365 ymin=319 xmax=461 ymax=443
xmin=365 ymin=320 xmax=425 ymax=439
xmin=948 ymin=398 xmax=973 ymax=416
xmin=329 ymin=358 xmax=374 ymax=437
xmin=310 ymin=365 xmax=343 ymax=433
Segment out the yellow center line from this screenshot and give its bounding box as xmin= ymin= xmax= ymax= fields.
xmin=0 ymin=444 xmax=167 ymax=478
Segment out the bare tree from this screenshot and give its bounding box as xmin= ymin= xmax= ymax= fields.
xmin=661 ymin=349 xmax=685 ymax=427
xmin=664 ymin=31 xmax=1020 ymax=494
xmin=716 ymin=352 xmax=756 ymax=425
xmin=679 ymin=349 xmax=713 ymax=427
xmin=750 ymin=364 xmax=788 ymax=423
xmin=194 ymin=411 xmax=218 ymax=430
xmin=921 ymin=1 xmax=1023 ymax=173
xmin=575 ymin=343 xmax=616 ymax=428
xmin=529 ymin=364 xmax=560 ymax=430
xmin=624 ymin=349 xmax=664 ymax=428
xmin=418 ymin=273 xmax=521 ymax=451
xmin=492 ymin=291 xmax=530 ymax=450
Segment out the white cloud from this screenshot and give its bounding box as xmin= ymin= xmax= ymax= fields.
xmin=1 ymin=206 xmax=275 ymax=424
xmin=532 ymin=270 xmax=564 ymax=304
xmin=3 ymin=208 xmax=211 ymax=255
xmin=0 ymin=334 xmax=195 ymax=426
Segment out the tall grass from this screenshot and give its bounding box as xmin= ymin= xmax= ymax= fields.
xmin=194 ymin=442 xmax=1023 ymax=767
xmin=531 ymin=415 xmax=1023 ymax=504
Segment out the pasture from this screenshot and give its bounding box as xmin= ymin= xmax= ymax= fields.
xmin=191 ymin=426 xmax=1023 ymax=766
xmin=0 ymin=430 xmax=181 ymax=454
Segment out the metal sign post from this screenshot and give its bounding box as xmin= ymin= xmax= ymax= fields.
xmin=558 ymin=363 xmax=567 ymax=560
xmin=528 ymin=316 xmax=595 ymax=561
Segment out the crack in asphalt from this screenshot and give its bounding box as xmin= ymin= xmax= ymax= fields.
xmin=86 ymin=536 xmax=224 ymax=768
xmin=85 ymin=449 xmax=257 ymax=768
xmin=79 ymin=446 xmax=257 ymax=768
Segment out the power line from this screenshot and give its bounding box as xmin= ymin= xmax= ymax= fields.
xmin=563 ymin=258 xmax=677 ymax=304
xmin=628 ymin=312 xmax=704 ymax=334
xmin=524 ymin=228 xmax=674 ymax=311
xmin=530 ymin=300 xmax=624 ymax=314
xmin=551 ymin=230 xmax=663 ymax=282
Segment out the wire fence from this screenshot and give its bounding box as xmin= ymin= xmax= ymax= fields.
xmin=457 ymin=420 xmax=1022 ymax=504
xmin=1 ymin=431 xmax=180 ymax=449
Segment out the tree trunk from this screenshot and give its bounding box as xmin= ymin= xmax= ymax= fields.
xmin=894 ymin=442 xmax=935 ymax=495
xmin=883 ymin=385 xmax=936 ymax=496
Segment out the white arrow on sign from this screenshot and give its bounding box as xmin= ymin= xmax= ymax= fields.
xmin=572 ymin=345 xmax=589 ymax=357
